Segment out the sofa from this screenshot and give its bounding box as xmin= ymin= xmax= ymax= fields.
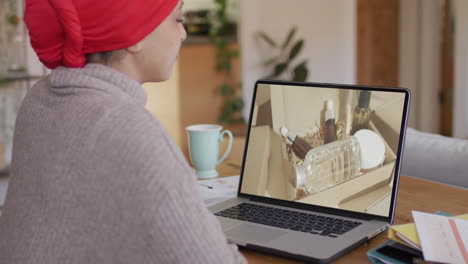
xmin=401 ymin=128 xmax=468 ymax=189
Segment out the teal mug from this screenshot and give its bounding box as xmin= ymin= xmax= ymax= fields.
xmin=186 ymin=124 xmax=233 ymax=179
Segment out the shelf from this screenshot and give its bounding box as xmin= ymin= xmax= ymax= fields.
xmin=0 ymin=73 xmax=42 ymax=87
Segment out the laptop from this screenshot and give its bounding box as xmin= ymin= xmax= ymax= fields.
xmin=209 ymin=80 xmax=411 ymax=263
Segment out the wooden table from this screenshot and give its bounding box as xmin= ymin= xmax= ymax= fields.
xmin=216 ymin=137 xmax=468 ymax=263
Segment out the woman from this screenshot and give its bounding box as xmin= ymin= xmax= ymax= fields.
xmin=0 ymin=0 xmax=246 ymax=263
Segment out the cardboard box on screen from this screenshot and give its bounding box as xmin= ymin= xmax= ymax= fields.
xmin=242 ymin=84 xmax=405 ymax=216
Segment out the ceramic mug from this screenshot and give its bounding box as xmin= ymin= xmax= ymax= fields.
xmin=186 ymin=124 xmax=233 ymax=179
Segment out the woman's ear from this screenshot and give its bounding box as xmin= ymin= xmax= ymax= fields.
xmin=127 ymin=41 xmax=143 ymax=54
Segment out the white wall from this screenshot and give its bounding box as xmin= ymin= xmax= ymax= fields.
xmin=399 ymin=0 xmax=419 ymax=128
xmin=454 ymin=0 xmax=468 ymax=139
xmin=239 ymin=0 xmax=356 ymax=119
xmin=399 ymin=0 xmax=441 ymax=134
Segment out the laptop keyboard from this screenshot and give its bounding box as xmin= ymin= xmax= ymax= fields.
xmin=215 ymin=203 xmax=362 ymax=238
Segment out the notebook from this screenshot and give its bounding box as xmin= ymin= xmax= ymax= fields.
xmin=209 ymin=80 xmax=411 ymax=263
xmin=388 ymin=213 xmax=468 ymax=250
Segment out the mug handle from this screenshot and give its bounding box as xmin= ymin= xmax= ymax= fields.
xmin=217 ymin=130 xmax=233 ymax=165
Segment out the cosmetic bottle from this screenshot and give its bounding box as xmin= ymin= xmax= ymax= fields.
xmin=293 ymin=129 xmax=385 ymax=194
xmin=342 ymin=90 xmax=353 ymax=136
xmin=280 ymin=127 xmax=313 ymax=160
xmin=324 ymin=100 xmax=337 ymax=144
xmin=351 ymin=90 xmax=373 ymax=135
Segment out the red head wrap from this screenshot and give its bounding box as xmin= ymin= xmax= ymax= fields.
xmin=25 ymin=0 xmax=179 ymax=69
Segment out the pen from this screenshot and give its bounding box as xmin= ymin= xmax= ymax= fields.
xmin=200 ymin=184 xmax=213 ymax=189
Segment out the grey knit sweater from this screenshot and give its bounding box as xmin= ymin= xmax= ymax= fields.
xmin=0 ymin=64 xmax=246 ymax=264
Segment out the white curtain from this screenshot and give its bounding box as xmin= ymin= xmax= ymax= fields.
xmin=454 ymin=0 xmax=468 ymax=139
xmin=0 ymin=0 xmax=28 ymax=169
xmin=399 ymin=0 xmax=442 ymax=134
xmin=0 ymin=85 xmax=27 ymax=168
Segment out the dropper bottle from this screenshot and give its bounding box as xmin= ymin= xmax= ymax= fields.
xmin=280 ymin=127 xmax=313 ymax=160
xmin=351 ymin=90 xmax=374 ymax=135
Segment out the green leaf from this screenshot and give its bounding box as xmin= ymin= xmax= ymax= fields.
xmin=220 ymin=84 xmax=232 ymax=96
xmin=215 ymin=0 xmax=228 ymax=10
xmin=292 ymin=61 xmax=308 ymax=82
xmin=263 ymin=56 xmax=279 ymax=67
xmin=234 ymin=98 xmax=245 ymax=110
xmin=229 ymin=49 xmax=240 ymax=59
xmin=222 ymin=60 xmax=231 ymax=72
xmin=224 ymin=101 xmax=234 ymax=114
xmin=215 ymin=39 xmax=227 ymax=50
xmin=216 ymin=60 xmax=231 ymax=73
xmin=219 ymin=17 xmax=229 ymax=26
xmin=257 ymin=32 xmax=277 ymax=48
xmin=273 ymin=63 xmax=288 ymax=77
xmin=288 ymin=39 xmax=304 ymax=61
xmin=282 ymin=26 xmax=297 ymax=49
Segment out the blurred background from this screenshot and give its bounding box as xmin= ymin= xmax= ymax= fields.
xmin=0 ymin=0 xmax=467 ymax=172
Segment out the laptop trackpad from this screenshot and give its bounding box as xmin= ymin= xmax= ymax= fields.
xmin=226 ymin=223 xmax=288 ymax=244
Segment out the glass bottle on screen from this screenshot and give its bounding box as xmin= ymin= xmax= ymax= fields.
xmin=293 ymin=129 xmax=386 ymax=194
xmin=324 ymin=100 xmax=337 ymax=144
xmin=280 ymin=127 xmax=313 ymax=160
xmin=351 ymin=90 xmax=374 ymax=135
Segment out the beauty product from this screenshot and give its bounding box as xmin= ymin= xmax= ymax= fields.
xmin=343 ymin=90 xmax=353 ymax=136
xmin=324 ymin=100 xmax=337 ymax=144
xmin=293 ymin=129 xmax=385 ymax=194
xmin=354 ymin=129 xmax=386 ymax=170
xmin=280 ymin=127 xmax=313 ymax=160
xmin=351 ymin=90 xmax=374 ymax=135
xmin=344 ymin=103 xmax=352 ymax=136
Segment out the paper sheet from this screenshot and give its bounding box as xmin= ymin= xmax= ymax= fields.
xmin=388 ymin=213 xmax=468 ymax=251
xmin=198 ymin=175 xmax=239 ymax=206
xmin=412 ymin=211 xmax=468 ymax=264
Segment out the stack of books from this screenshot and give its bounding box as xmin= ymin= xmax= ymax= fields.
xmin=367 ymin=211 xmax=468 ymax=264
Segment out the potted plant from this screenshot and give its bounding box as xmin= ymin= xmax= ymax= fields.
xmin=210 ymin=0 xmax=245 ymax=127
xmin=257 ymin=26 xmax=309 ymax=82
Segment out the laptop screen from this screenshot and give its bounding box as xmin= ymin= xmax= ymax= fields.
xmin=239 ymin=81 xmax=409 ymax=218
